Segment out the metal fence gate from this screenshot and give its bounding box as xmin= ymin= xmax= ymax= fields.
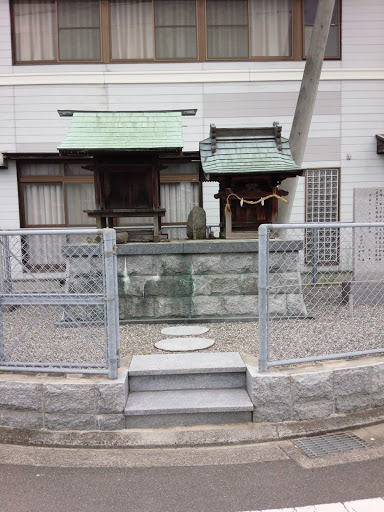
xmin=0 ymin=228 xmax=120 ymax=378
xmin=258 ymin=222 xmax=384 ymax=372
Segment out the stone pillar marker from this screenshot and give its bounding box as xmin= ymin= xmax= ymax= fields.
xmin=187 ymin=206 xmax=207 ymax=240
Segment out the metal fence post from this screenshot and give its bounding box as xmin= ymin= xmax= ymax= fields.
xmin=103 ymin=228 xmax=120 ymax=379
xmin=311 ymin=227 xmax=319 ymax=286
xmin=258 ymin=224 xmax=269 ymax=372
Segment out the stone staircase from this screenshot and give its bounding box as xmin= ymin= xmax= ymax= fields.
xmin=125 ymin=352 xmax=254 ymax=428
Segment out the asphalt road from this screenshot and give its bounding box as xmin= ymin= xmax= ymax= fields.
xmin=1 ymin=426 xmax=384 ymax=512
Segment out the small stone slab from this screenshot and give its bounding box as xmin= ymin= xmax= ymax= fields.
xmin=155 ymin=337 xmax=214 ymax=352
xmin=129 ymin=352 xmax=246 ymax=375
xmin=161 ymin=326 xmax=209 ymax=336
xmin=125 ymin=388 xmax=253 ymax=415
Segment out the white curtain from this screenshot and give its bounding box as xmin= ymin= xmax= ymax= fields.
xmin=23 ymin=184 xmax=64 ymax=266
xmin=24 ymin=184 xmax=64 ymax=226
xmin=13 ymin=0 xmax=56 ymax=61
xmin=249 ymin=0 xmax=291 ymax=57
xmin=58 ymin=0 xmax=101 ymax=60
xmin=206 ymin=0 xmax=249 ymax=59
xmin=110 ymin=0 xmax=154 ymax=59
xmin=20 ymin=161 xmax=62 ymax=176
xmin=161 ymin=182 xmax=199 ymax=239
xmin=154 ymin=0 xmax=197 ymax=59
xmin=65 ymin=184 xmax=96 ymax=226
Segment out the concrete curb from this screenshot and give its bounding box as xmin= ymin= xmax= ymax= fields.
xmin=1 ymin=406 xmax=384 ymax=449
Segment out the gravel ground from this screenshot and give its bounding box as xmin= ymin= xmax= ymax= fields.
xmin=2 ymin=286 xmax=384 ymax=367
xmin=119 ymin=303 xmax=384 ymax=362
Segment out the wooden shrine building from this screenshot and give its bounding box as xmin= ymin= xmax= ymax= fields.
xmin=58 ymin=110 xmax=189 ymax=241
xmin=200 ymin=123 xmax=304 ymax=239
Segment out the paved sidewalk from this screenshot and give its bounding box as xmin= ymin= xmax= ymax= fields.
xmin=246 ymin=497 xmax=384 ymax=511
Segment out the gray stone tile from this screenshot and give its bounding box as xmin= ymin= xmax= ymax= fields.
xmin=0 ymin=382 xmax=43 ymax=411
xmin=128 ymin=352 xmax=246 ymax=375
xmin=253 ymin=403 xmax=291 ymax=422
xmin=125 ymin=388 xmax=253 ymax=415
xmin=0 ymin=410 xmax=43 ymax=429
xmin=129 ymin=372 xmax=246 ymax=392
xmin=155 ymin=297 xmax=192 ymax=318
xmin=44 ymin=413 xmax=97 ymax=431
xmin=96 ymin=414 xmax=126 ymax=430
xmin=117 ymin=255 xmax=155 ymax=275
xmin=96 ymin=372 xmax=128 ymax=414
xmin=156 ymin=254 xmax=191 ymax=275
xmin=334 ymin=367 xmax=372 ymax=396
xmin=335 ymin=394 xmax=372 ymax=414
xmin=155 ymin=337 xmax=215 ymax=352
xmin=291 ymin=371 xmax=333 ymax=402
xmin=292 ymin=399 xmax=334 ymax=420
xmin=191 ymin=295 xmax=223 ymax=316
xmin=223 ymin=296 xmax=257 ymax=315
xmin=44 ymin=384 xmax=96 ymax=413
xmin=125 ymin=411 xmax=252 ymax=428
xmin=247 ymin=373 xmax=291 ymax=422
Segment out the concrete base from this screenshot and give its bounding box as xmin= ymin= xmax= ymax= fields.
xmin=125 ymin=411 xmax=253 ymax=428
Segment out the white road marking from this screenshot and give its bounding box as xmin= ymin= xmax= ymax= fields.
xmin=243 ymin=497 xmax=384 ymax=511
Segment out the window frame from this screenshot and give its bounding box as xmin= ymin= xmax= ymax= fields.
xmin=10 ymin=0 xmax=104 ymax=65
xmin=10 ymin=0 xmax=341 ymax=65
xmin=18 ymin=159 xmax=95 ymax=228
xmin=302 ymin=0 xmax=341 ymax=60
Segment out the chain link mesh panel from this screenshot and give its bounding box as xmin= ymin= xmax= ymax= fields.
xmin=0 ymin=229 xmax=119 ymax=376
xmin=260 ymin=224 xmax=384 ymax=368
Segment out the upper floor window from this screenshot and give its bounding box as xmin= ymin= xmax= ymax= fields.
xmin=11 ymin=0 xmax=341 ymax=64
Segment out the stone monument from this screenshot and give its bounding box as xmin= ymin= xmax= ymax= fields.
xmin=353 ymin=187 xmax=384 ymax=304
xmin=186 ymin=206 xmax=207 ymax=240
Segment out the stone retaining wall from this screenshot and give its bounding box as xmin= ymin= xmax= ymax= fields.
xmin=246 ymin=358 xmax=384 ymax=423
xmin=115 ymin=239 xmax=306 ymax=321
xmin=1 ymin=357 xmax=384 ymax=431
xmin=0 ymin=371 xmax=128 ymax=431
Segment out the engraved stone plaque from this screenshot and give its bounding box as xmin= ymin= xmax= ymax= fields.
xmin=353 ymin=188 xmax=384 ymax=303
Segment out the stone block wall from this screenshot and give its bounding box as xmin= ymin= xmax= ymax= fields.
xmin=246 ymin=360 xmax=384 ymax=423
xmin=0 ymin=372 xmax=128 ymax=431
xmin=117 ymin=239 xmax=306 ymax=321
xmin=0 ymin=357 xmax=383 ymax=431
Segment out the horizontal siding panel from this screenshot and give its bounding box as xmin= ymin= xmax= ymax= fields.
xmin=14 ymin=85 xmax=110 ymax=97
xmin=15 ymin=143 xmax=61 ymax=152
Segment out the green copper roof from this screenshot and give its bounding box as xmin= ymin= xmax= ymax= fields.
xmin=200 ymin=125 xmax=303 ymax=176
xmin=58 ymin=112 xmax=184 ymax=152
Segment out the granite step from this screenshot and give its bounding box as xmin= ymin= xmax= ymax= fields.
xmin=128 ymin=352 xmax=247 ymax=391
xmin=128 ymin=352 xmax=246 ymax=375
xmin=124 ymin=388 xmax=254 ymax=428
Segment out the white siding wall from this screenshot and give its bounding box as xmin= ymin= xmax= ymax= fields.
xmin=0 ymin=0 xmax=383 ymax=228
xmin=340 ymin=80 xmax=384 ymax=221
xmin=342 ymin=0 xmax=384 ymax=68
xmin=0 ymin=0 xmax=12 ymax=73
xmin=0 ymin=161 xmax=20 ymax=229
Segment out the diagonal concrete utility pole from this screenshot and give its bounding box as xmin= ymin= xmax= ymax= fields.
xmin=278 ymin=0 xmax=336 ymax=223
xmin=290 ymin=0 xmax=337 ymax=165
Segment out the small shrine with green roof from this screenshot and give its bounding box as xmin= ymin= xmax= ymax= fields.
xmin=200 ymin=122 xmax=304 ymax=239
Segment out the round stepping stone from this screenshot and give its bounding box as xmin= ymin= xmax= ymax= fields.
xmin=155 ymin=337 xmax=214 ymax=352
xmin=160 ymin=326 xmax=209 ymax=336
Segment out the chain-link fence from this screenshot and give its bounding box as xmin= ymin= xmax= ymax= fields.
xmin=0 ymin=228 xmax=119 ymax=378
xmin=258 ymin=223 xmax=384 ymax=372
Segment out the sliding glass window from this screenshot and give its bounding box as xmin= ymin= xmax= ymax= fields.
xmin=11 ymin=0 xmax=341 ymax=64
